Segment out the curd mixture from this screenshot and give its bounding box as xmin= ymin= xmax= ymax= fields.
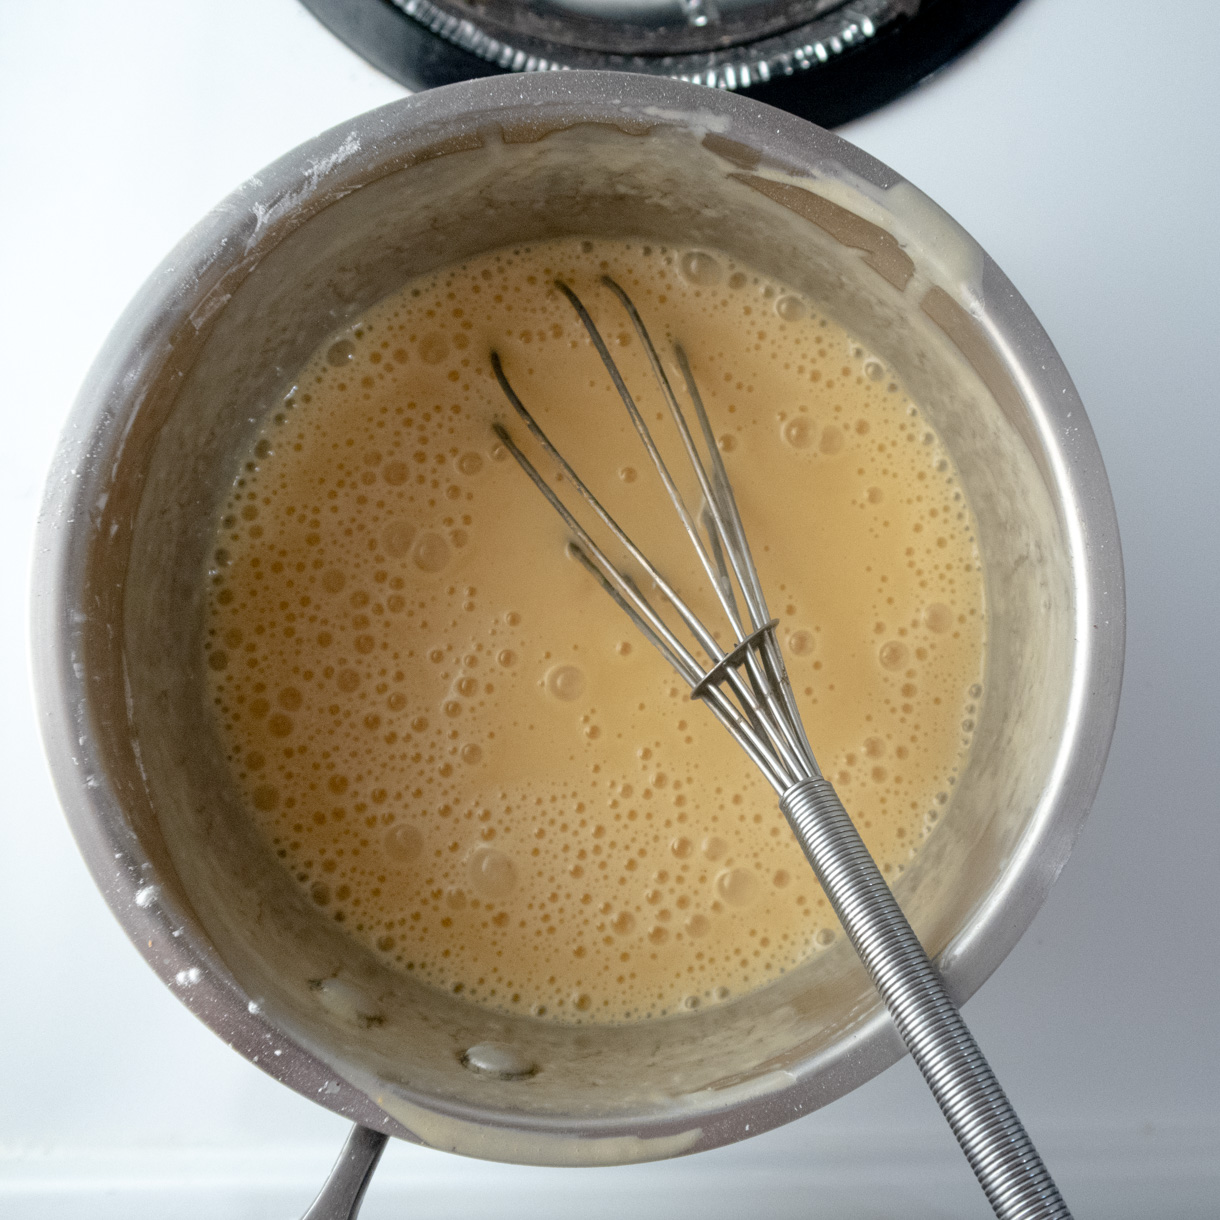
xmin=204 ymin=238 xmax=985 ymax=1023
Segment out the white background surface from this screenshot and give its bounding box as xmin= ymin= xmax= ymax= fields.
xmin=2 ymin=0 xmax=1218 ymax=1216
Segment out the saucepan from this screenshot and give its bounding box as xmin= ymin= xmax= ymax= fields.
xmin=31 ymin=71 xmax=1123 ymax=1214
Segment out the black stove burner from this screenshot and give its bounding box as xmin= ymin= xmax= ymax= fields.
xmin=299 ymin=0 xmax=1022 ymax=128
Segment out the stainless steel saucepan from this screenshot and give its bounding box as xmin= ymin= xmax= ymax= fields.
xmin=32 ymin=71 xmax=1123 ymax=1215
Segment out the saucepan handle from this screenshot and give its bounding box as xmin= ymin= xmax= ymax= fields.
xmin=302 ymin=1123 xmax=389 ymax=1220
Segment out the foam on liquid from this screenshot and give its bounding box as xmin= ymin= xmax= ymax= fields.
xmin=204 ymin=239 xmax=985 ymax=1024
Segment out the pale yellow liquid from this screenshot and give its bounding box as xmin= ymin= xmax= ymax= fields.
xmin=204 ymin=239 xmax=985 ymax=1024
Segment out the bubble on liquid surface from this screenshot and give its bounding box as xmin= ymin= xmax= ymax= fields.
xmin=413 ymin=532 xmax=449 ymax=572
xmin=545 ymin=665 xmax=585 ymax=702
xmin=715 ymin=867 xmax=759 ymax=907
xmin=924 ymin=603 xmax=953 ymax=633
xmin=787 ymin=629 xmax=815 ymax=656
xmin=679 ymin=251 xmax=722 ymax=285
xmin=468 ymin=847 xmax=517 ymax=898
xmin=326 ymin=339 xmax=355 ymax=367
xmin=879 ymin=641 xmax=908 ymax=670
xmin=385 ymin=824 xmax=423 ymax=862
xmin=383 ymin=521 xmax=416 ymax=558
xmin=457 ymin=452 xmax=484 ymax=476
xmin=776 ymin=295 xmax=807 ymax=322
xmin=783 ymin=417 xmax=814 ymax=449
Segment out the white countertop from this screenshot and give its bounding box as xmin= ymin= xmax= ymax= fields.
xmin=3 ymin=0 xmax=1218 ymax=1216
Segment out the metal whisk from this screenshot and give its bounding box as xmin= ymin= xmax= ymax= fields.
xmin=491 ymin=277 xmax=1073 ymax=1220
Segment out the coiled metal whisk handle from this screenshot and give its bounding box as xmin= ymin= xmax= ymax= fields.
xmin=781 ymin=776 xmax=1071 ymax=1220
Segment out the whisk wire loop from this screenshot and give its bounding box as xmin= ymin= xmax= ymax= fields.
xmin=553 ymin=281 xmax=747 ymax=643
xmin=672 ymin=346 xmax=820 ymax=779
xmin=491 ymin=339 xmax=809 ymax=791
xmin=554 ymin=278 xmax=815 ymax=787
xmin=490 ymin=356 xmax=723 ymax=679
xmin=620 ymin=288 xmax=819 ymax=781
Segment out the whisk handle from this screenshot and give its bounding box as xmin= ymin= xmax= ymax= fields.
xmin=780 ymin=776 xmax=1072 ymax=1220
